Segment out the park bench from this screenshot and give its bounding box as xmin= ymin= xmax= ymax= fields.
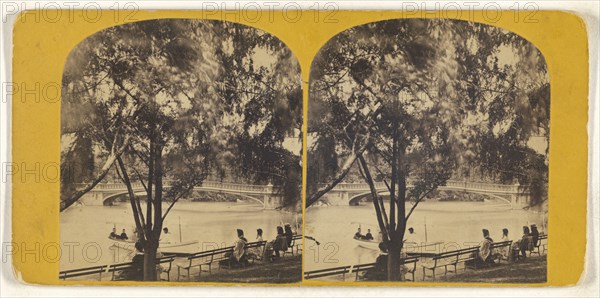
xmin=109 ymin=255 xmax=175 ymax=281
xmin=217 ymin=241 xmax=266 ymax=269
xmin=530 ymin=234 xmax=548 ymax=256
xmin=177 ymin=246 xmax=233 ymax=281
xmin=421 ymin=246 xmax=480 ymax=281
xmin=304 ymin=256 xmax=419 ymax=282
xmin=353 ymin=256 xmax=420 ymax=282
xmin=59 ymin=264 xmax=108 ymax=281
xmin=304 ymin=265 xmax=352 ymax=280
xmin=242 ymin=240 xmax=267 ymax=263
xmin=491 ymin=240 xmax=513 ymax=263
xmin=177 ymin=241 xmax=266 ymax=281
xmin=283 ymin=234 xmax=303 ymax=256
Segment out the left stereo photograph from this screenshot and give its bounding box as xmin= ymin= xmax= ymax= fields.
xmin=59 ymin=19 xmax=303 ymax=283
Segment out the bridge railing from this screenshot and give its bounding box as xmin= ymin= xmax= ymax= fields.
xmin=200 ymin=181 xmax=273 ymax=193
xmin=321 ymin=180 xmax=526 ymax=193
xmin=75 ymin=182 xmax=144 ymax=190
xmin=444 ymin=181 xmax=523 ymax=193
xmin=75 ymin=181 xmax=279 ymax=194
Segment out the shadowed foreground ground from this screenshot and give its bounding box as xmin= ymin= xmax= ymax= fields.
xmin=438 ymin=256 xmax=547 ymax=283
xmin=196 ymin=255 xmax=302 ymax=284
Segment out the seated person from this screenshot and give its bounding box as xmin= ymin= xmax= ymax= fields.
xmin=120 ymin=229 xmax=129 ymax=240
xmin=109 ymin=228 xmax=120 ymax=240
xmin=363 ymin=242 xmax=388 ymax=281
xmin=284 ymin=224 xmax=294 ymax=248
xmin=466 ymin=229 xmax=495 ymax=268
xmin=519 ymin=226 xmax=534 ymax=259
xmin=530 ymin=224 xmax=540 ymax=248
xmin=273 ymin=226 xmax=288 ymax=257
xmin=365 ymin=229 xmax=374 ymax=240
xmin=233 ymin=229 xmax=249 ymax=266
xmin=246 ymin=228 xmax=264 ymax=261
xmin=262 ymin=226 xmax=287 ymax=261
xmin=117 ymin=242 xmax=144 ymax=281
xmin=354 ymin=227 xmax=363 ymax=239
xmin=478 ymin=229 xmax=495 ymax=264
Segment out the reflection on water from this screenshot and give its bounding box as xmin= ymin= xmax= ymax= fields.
xmin=305 ymin=199 xmax=546 ymax=271
xmin=60 ymin=201 xmax=299 ymax=270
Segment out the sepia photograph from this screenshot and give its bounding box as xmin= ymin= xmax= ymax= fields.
xmin=59 ymin=19 xmax=303 ymax=283
xmin=305 ymin=18 xmax=549 ymax=283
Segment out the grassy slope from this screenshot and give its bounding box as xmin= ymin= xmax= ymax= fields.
xmin=438 ymin=256 xmax=547 ymax=283
xmin=196 ymin=255 xmax=302 ymax=284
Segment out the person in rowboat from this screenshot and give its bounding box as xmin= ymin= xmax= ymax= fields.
xmin=405 ymin=227 xmax=416 ymax=242
xmin=120 ymin=229 xmax=129 ymax=240
xmin=109 ymin=227 xmax=119 ymax=240
xmin=354 ymin=227 xmax=364 ymax=239
xmin=365 ymin=229 xmax=374 ymax=241
xmin=161 ymin=227 xmax=173 ymax=244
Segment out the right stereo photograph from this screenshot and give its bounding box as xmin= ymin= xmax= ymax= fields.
xmin=305 ymin=18 xmax=549 ymax=283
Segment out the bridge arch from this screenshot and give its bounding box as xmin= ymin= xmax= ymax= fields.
xmin=103 ymin=191 xmax=146 ymax=206
xmin=194 ymin=189 xmax=266 ymax=208
xmin=347 ymin=189 xmax=512 ymax=206
xmin=348 ymin=191 xmax=390 ymax=206
xmin=101 ymin=188 xmax=266 ymax=208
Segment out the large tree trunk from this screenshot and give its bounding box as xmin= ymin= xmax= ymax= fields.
xmin=146 ymin=139 xmax=154 ymax=236
xmin=387 ymin=238 xmax=403 ymax=281
xmin=144 ymin=141 xmax=164 ymax=281
xmin=389 ymin=163 xmax=408 ymax=281
xmin=153 ymin=145 xmax=164 ymax=240
xmin=143 ymin=239 xmax=158 ymax=281
xmin=357 ymin=156 xmax=389 ymax=242
xmin=116 ymin=157 xmax=146 ymax=241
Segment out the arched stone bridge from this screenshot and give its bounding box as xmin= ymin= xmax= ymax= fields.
xmin=78 ymin=181 xmax=284 ymax=209
xmin=317 ymin=180 xmax=531 ymax=209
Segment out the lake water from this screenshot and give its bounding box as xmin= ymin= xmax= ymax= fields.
xmin=60 ymin=201 xmax=300 ymax=271
xmin=304 ymin=198 xmax=546 ymax=272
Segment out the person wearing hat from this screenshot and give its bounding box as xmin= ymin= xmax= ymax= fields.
xmin=231 ymin=229 xmax=249 ymax=267
xmin=530 ymin=224 xmax=540 ymax=248
xmin=478 ymin=229 xmax=495 ymax=265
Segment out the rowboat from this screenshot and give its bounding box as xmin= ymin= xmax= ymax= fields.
xmin=110 ymin=238 xmax=199 ymax=255
xmin=354 ymin=237 xmax=380 ymax=250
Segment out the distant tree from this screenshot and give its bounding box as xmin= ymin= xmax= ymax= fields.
xmin=307 ymin=19 xmax=549 ymax=281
